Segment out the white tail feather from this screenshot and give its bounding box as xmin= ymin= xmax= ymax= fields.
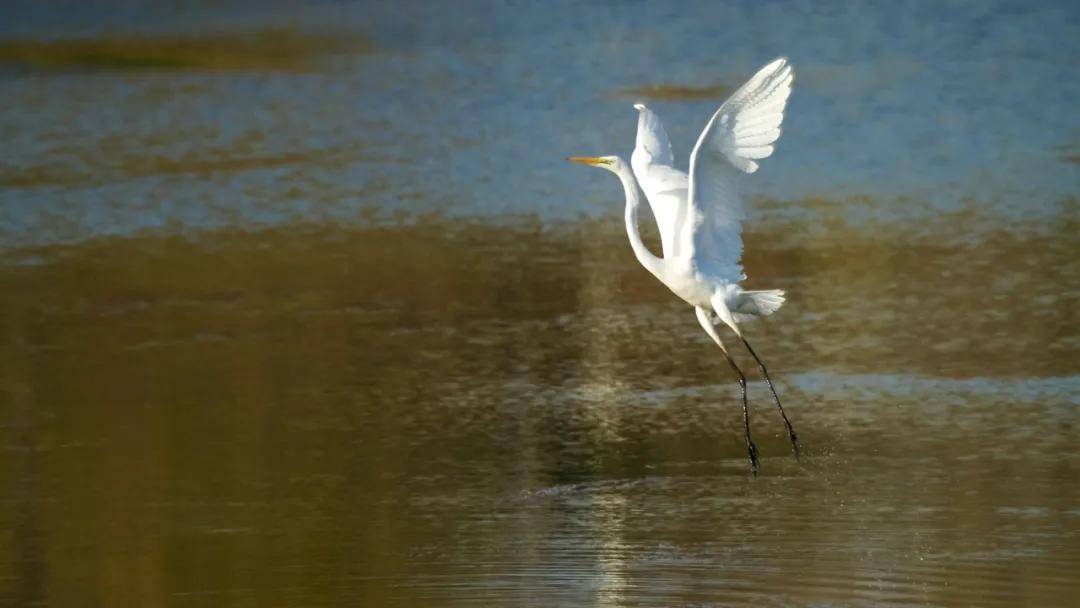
xmin=731 ymin=289 xmax=785 ymax=322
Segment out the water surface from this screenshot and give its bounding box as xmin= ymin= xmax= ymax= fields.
xmin=1 ymin=1 xmax=1079 ymax=606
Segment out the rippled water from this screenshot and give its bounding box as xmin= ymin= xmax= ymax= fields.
xmin=2 ymin=1 xmax=1079 ymax=606
xmin=3 ymin=216 xmax=1077 ymax=606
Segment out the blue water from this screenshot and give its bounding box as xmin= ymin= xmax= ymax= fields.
xmin=1 ymin=0 xmax=1078 ymax=245
xmin=2 ymin=6 xmax=1079 ymax=604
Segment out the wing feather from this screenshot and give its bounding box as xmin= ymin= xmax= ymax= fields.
xmin=683 ymin=57 xmax=794 ymax=282
xmin=734 ymin=127 xmax=782 ymax=146
xmin=631 ymin=104 xmax=687 ymax=257
xmin=633 ymin=103 xmax=674 ymax=166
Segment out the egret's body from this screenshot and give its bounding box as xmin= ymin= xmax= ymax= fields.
xmin=571 ymin=57 xmax=799 ymax=474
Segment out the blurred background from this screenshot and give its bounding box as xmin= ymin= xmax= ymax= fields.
xmin=1 ymin=1 xmax=1078 ymax=606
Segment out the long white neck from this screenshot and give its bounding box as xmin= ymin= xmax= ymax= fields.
xmin=613 ymin=163 xmax=665 ymax=280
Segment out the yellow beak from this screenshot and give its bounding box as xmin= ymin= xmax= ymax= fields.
xmin=568 ymin=156 xmax=605 ymax=166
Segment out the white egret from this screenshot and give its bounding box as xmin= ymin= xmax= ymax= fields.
xmin=570 ymin=57 xmax=799 ymax=474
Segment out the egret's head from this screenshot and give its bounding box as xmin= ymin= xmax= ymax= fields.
xmin=568 ymin=155 xmax=622 ymax=173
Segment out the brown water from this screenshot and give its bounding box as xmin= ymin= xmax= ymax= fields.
xmin=2 ymin=3 xmax=1080 ymax=605
xmin=2 ymin=211 xmax=1078 ymax=606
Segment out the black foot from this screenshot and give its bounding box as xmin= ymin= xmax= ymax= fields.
xmin=747 ymin=440 xmax=760 ymax=476
xmin=788 ymin=429 xmax=801 ymax=461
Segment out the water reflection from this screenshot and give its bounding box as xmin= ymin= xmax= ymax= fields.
xmin=1 ymin=214 xmax=1076 ymax=605
xmin=2 ymin=1 xmax=1079 ymax=603
xmin=2 ymin=2 xmax=1078 ymax=245
xmin=610 ymin=82 xmax=730 ymax=102
xmin=0 ymin=27 xmax=371 ymax=72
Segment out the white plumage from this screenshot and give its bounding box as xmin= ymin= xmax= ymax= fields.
xmin=632 ymin=57 xmax=794 ymax=284
xmin=694 ymin=56 xmax=793 ymax=174
xmin=570 ymin=57 xmax=800 ymax=474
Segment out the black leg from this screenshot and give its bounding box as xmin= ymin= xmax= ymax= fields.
xmin=722 ymin=353 xmax=759 ymax=476
xmin=741 ymin=337 xmax=800 ymax=459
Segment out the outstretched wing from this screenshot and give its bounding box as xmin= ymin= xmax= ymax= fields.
xmin=631 ymin=104 xmax=688 ymax=257
xmin=684 ymin=57 xmax=793 ymax=281
xmin=633 ymin=103 xmax=674 ymax=166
